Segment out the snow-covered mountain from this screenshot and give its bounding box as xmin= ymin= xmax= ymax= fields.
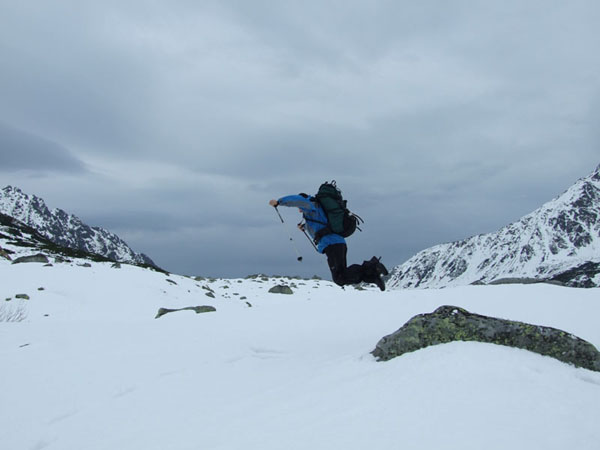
xmin=0 ymin=185 xmax=157 ymax=267
xmin=388 ymin=164 xmax=600 ymax=289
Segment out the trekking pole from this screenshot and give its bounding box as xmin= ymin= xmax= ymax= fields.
xmin=299 ymin=222 xmax=319 ymax=253
xmin=273 ymin=206 xmax=303 ymax=262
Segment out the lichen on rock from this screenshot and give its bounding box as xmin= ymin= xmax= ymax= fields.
xmin=372 ymin=305 xmax=600 ymax=372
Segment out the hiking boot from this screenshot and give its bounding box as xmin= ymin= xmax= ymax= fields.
xmin=373 ymin=274 xmax=386 ymax=291
xmin=369 ymin=256 xmax=389 ymax=276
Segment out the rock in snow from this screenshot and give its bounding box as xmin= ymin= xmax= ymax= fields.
xmin=155 ymin=306 xmax=217 ymax=319
xmin=11 ymin=253 xmax=50 ymax=264
xmin=388 ymin=164 xmax=600 ymax=289
xmin=372 ymin=305 xmax=600 ymax=372
xmin=268 ymin=285 xmax=294 ymax=294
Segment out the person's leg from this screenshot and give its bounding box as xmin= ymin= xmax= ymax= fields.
xmin=325 ymin=244 xmax=387 ymax=289
xmin=343 ymin=262 xmax=367 ymax=284
xmin=324 ymin=243 xmax=349 ymax=286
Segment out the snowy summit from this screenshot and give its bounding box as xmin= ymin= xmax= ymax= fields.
xmin=388 ymin=164 xmax=600 ymax=289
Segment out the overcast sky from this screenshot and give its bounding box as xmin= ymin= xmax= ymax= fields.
xmin=1 ymin=1 xmax=599 ymax=278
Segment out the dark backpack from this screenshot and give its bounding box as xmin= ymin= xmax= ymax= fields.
xmin=313 ymin=181 xmax=363 ymax=242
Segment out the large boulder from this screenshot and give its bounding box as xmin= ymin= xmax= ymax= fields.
xmin=12 ymin=253 xmax=49 ymax=264
xmin=372 ymin=305 xmax=600 ymax=372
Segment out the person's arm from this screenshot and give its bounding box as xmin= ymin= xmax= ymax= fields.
xmin=271 ymin=194 xmax=314 ymax=210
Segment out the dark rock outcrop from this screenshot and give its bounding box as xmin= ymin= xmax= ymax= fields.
xmin=550 ymin=262 xmax=600 ymax=288
xmin=372 ymin=305 xmax=600 ymax=372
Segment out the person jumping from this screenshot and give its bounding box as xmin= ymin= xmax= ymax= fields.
xmin=269 ymin=185 xmax=388 ymax=291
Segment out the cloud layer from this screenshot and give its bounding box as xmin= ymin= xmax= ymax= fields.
xmin=1 ymin=1 xmax=599 ymax=277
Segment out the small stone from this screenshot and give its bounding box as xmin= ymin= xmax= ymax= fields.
xmin=111 ymin=262 xmax=122 ymax=269
xmin=205 ymin=292 xmax=215 ymax=298
xmin=15 ymin=294 xmax=30 ymax=300
xmin=38 ymin=287 xmax=45 ymax=291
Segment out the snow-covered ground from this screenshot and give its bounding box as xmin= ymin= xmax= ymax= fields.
xmin=1 ymin=258 xmax=600 ymax=450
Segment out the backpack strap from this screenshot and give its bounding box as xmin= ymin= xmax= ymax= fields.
xmin=304 ymin=217 xmax=330 ymax=244
xmin=313 ymin=225 xmax=333 ymax=244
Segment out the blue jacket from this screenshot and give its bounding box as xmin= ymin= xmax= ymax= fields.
xmin=277 ymin=194 xmax=346 ymax=253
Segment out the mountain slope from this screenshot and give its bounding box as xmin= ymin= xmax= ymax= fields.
xmin=388 ymin=164 xmax=600 ymax=289
xmin=0 ymin=186 xmax=156 ymax=267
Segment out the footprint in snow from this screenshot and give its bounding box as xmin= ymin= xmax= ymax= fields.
xmin=250 ymin=347 xmax=286 ymax=359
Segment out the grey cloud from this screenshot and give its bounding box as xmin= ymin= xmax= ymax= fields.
xmin=0 ymin=3 xmax=166 ymax=155
xmin=0 ymin=122 xmax=87 ymax=173
xmin=0 ymin=1 xmax=599 ymax=277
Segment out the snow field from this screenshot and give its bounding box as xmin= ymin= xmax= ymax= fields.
xmin=1 ymin=260 xmax=600 ymax=449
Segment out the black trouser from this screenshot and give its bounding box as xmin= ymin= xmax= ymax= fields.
xmin=324 ymin=243 xmax=377 ymax=287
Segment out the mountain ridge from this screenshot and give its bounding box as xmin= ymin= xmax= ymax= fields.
xmin=388 ymin=164 xmax=600 ymax=289
xmin=0 ymin=185 xmax=157 ymax=268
